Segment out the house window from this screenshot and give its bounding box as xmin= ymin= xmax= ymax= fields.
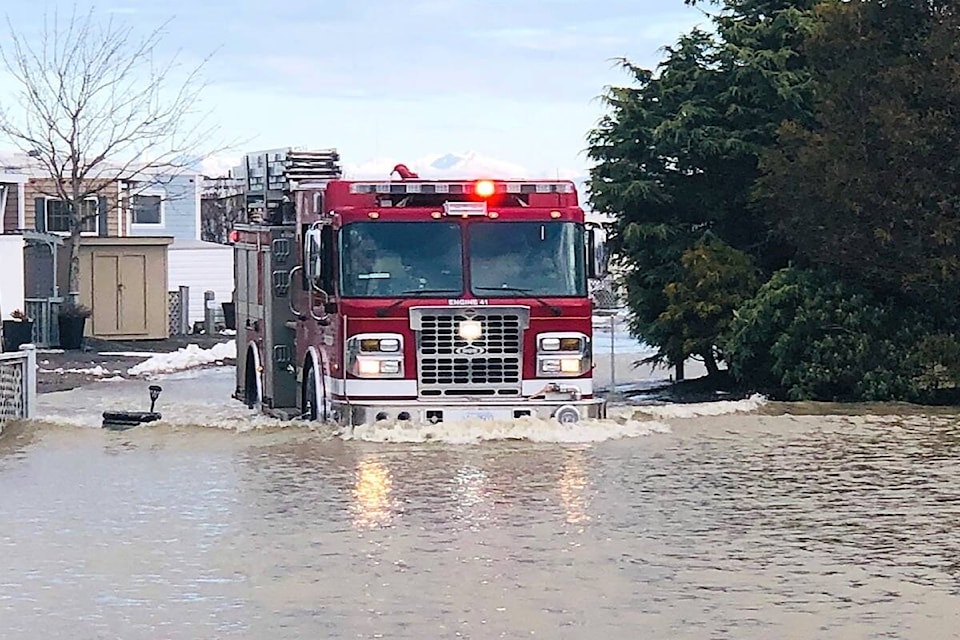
xmin=46 ymin=198 xmax=98 ymax=234
xmin=132 ymin=194 xmax=163 ymax=225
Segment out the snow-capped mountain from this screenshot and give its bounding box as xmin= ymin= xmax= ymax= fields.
xmin=344 ymin=151 xmax=598 ymax=213
xmin=343 ymin=151 xmax=583 ymax=182
xmin=200 ymin=149 xmax=600 ymax=212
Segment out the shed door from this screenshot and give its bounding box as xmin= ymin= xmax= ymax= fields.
xmin=92 ymin=251 xmax=149 ymax=336
xmin=120 ymin=254 xmax=148 ymax=334
xmin=93 ymin=254 xmax=121 ymax=335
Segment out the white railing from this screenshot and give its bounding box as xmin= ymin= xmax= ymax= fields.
xmin=0 ymin=345 xmax=37 ymax=431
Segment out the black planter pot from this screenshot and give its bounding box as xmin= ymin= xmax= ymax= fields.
xmin=2 ymin=320 xmax=34 ymax=352
xmin=58 ymin=316 xmax=87 ymax=350
xmin=221 ymin=302 xmax=236 ymax=330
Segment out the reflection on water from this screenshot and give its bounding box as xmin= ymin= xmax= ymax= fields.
xmin=557 ymin=448 xmax=591 ymax=524
xmin=2 ymin=410 xmax=960 ymax=638
xmin=351 ymin=456 xmax=395 ymax=529
xmin=452 ymin=465 xmax=489 ymax=522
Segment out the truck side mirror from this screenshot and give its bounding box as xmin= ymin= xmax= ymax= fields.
xmin=586 ymin=226 xmax=609 ymax=279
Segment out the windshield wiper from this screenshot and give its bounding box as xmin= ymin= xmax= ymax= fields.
xmin=375 ymin=289 xmax=462 ymax=317
xmin=473 ymin=287 xmax=562 ymax=316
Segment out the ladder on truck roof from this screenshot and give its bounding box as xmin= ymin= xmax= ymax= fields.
xmin=242 ymin=148 xmax=342 ymax=223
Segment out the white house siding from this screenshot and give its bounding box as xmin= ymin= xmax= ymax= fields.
xmin=167 ymin=239 xmax=234 ymax=324
xmin=0 ymin=236 xmax=25 ymax=320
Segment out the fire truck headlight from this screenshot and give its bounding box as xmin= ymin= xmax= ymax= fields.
xmin=379 ymin=338 xmax=401 ymax=352
xmin=354 ymin=356 xmax=403 ymax=378
xmin=458 ymin=320 xmax=483 ymax=342
xmin=348 ymin=333 xmax=405 ymax=378
xmin=379 ymin=360 xmax=401 ymax=375
xmin=357 ymin=358 xmax=382 ymax=376
xmin=537 ymin=332 xmax=590 ymax=377
xmin=539 ymin=356 xmax=585 ymax=376
xmin=540 ymin=333 xmax=587 ymax=353
xmin=541 ymin=337 xmax=561 ymax=351
xmin=359 ymin=336 xmax=401 ymax=352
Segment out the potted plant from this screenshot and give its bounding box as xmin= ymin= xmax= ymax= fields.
xmin=57 ymin=302 xmax=92 ymax=350
xmin=2 ymin=309 xmax=34 ymax=352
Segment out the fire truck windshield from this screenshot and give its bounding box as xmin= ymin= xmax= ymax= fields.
xmin=468 ymin=221 xmax=586 ymax=297
xmin=341 ymin=222 xmax=463 ymax=297
xmin=339 ymin=220 xmax=586 ymax=298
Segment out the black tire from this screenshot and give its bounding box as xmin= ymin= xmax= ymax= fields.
xmin=304 ymin=365 xmax=320 ymax=421
xmin=244 ymin=350 xmax=260 ymax=409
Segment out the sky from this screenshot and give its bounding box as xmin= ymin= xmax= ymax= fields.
xmin=0 ymin=0 xmax=712 ymax=180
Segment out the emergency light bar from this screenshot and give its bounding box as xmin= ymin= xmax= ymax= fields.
xmin=348 ymin=181 xmax=575 ymax=195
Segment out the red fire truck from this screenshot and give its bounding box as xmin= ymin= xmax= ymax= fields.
xmin=233 ymin=149 xmax=607 ymax=426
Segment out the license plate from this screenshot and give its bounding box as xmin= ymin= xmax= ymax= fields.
xmin=447 ymin=409 xmax=512 ymax=422
xmin=464 ymin=410 xmax=495 ymax=421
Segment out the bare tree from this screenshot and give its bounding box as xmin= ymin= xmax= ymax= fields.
xmin=200 ymin=178 xmax=247 ymax=245
xmin=0 ymin=6 xmax=220 ymax=300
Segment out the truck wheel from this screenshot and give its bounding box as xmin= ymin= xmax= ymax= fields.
xmin=244 ymin=350 xmax=260 ymax=409
xmin=303 ymin=365 xmax=325 ymax=421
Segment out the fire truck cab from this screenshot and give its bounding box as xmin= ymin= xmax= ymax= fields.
xmin=233 ymin=149 xmax=607 ymax=426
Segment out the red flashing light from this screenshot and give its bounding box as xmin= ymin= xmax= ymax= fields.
xmin=475 ymin=180 xmax=495 ymax=198
xmin=228 ymin=229 xmax=240 ymax=243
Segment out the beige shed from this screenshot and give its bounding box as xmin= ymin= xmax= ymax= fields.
xmin=74 ymin=237 xmax=173 ymax=340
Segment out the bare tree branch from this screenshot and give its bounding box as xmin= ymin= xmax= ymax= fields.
xmin=0 ymin=5 xmax=233 ymax=298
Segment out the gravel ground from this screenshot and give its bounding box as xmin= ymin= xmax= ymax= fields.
xmin=36 ymin=334 xmax=235 ymax=394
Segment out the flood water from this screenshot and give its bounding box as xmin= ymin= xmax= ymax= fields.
xmin=3 ymin=369 xmax=960 ymax=638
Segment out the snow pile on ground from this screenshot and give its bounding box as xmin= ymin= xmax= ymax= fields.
xmin=98 ymin=351 xmax=164 ymax=358
xmin=127 ymin=341 xmax=236 ymax=377
xmin=41 ymin=365 xmax=122 ymax=377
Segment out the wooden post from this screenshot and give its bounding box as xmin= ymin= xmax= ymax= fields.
xmin=204 ymin=290 xmax=216 ymax=336
xmin=179 ymin=285 xmax=190 ymax=335
xmin=20 ymin=343 xmax=37 ymax=419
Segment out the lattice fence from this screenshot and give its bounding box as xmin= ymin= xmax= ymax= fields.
xmin=0 ymin=348 xmax=35 ymax=430
xmin=168 ymin=291 xmax=181 ymax=336
xmin=168 ymin=289 xmax=191 ymax=337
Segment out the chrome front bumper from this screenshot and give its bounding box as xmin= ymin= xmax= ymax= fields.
xmin=334 ymin=397 xmax=606 ymax=426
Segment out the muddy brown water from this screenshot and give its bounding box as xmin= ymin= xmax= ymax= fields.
xmin=3 ymin=381 xmax=960 ymax=638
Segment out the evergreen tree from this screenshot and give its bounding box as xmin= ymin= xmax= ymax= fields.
xmin=587 ymin=0 xmax=816 ymax=372
xmin=757 ymin=0 xmax=960 ymax=307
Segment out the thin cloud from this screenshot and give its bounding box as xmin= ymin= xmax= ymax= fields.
xmin=1 ymin=0 xmax=704 ymax=179
xmin=476 ymin=27 xmax=629 ymax=52
xmin=201 ymin=149 xmax=584 ymax=185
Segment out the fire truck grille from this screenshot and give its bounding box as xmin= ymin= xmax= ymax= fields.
xmin=416 ymin=312 xmax=524 ymax=396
